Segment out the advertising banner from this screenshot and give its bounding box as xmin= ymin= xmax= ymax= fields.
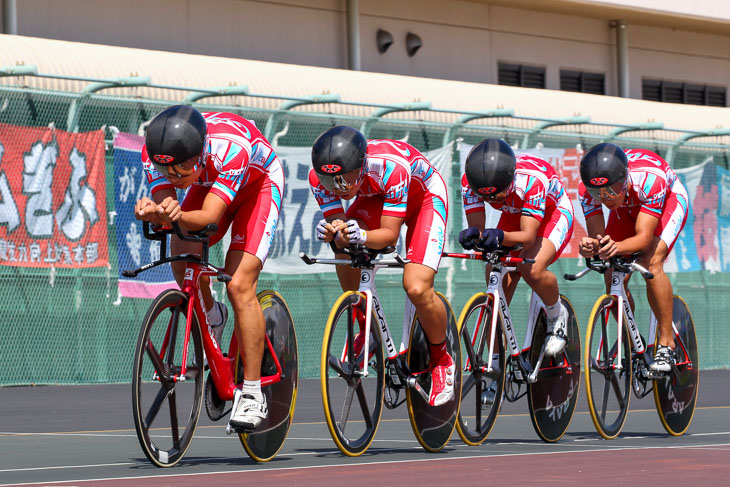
xmin=0 ymin=124 xmax=107 ymax=267
xmin=113 ymin=133 xmax=177 ymax=298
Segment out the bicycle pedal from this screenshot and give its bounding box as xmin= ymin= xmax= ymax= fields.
xmin=647 ymin=370 xmax=669 ymax=380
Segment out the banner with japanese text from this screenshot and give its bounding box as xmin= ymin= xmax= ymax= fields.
xmin=0 ymin=124 xmax=107 ymax=267
xmin=113 ymin=133 xmax=177 ymax=298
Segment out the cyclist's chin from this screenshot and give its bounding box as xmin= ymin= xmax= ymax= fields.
xmin=339 ymin=190 xmax=358 ymax=200
xmin=604 ymin=199 xmax=622 ymax=211
xmin=170 ymin=178 xmax=195 ymax=189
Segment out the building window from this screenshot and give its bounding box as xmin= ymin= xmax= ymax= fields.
xmin=498 ymin=63 xmax=545 ymax=89
xmin=560 ymin=70 xmax=605 ymax=95
xmin=642 ymin=79 xmax=726 ymax=107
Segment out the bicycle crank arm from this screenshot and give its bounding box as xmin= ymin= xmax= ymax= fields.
xmin=528 ymin=347 xmax=548 ymax=383
xmin=225 ymin=389 xmax=242 ymax=435
xmin=406 ymin=377 xmax=430 ymax=402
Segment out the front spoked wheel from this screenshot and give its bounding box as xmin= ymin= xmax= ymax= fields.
xmin=527 ymin=295 xmax=581 ymax=442
xmin=321 ymin=291 xmax=385 ymax=456
xmin=132 ymin=289 xmax=204 ymax=468
xmin=455 ymin=292 xmax=505 ymax=446
xmin=584 ymin=295 xmax=632 ymax=439
xmin=653 ymin=295 xmax=699 ymax=436
xmin=236 ymin=291 xmax=299 ymax=462
xmin=406 ymin=292 xmax=462 ymax=452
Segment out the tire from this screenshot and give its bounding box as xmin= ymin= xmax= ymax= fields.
xmin=320 ymin=291 xmax=385 ymax=456
xmin=132 ymin=289 xmax=204 ymax=468
xmin=406 ymin=292 xmax=462 ymax=452
xmin=653 ymin=295 xmax=699 ymax=436
xmin=584 ymin=294 xmax=631 ymax=439
xmin=236 ymin=290 xmax=299 ymax=462
xmin=455 ymin=292 xmax=506 ymax=446
xmin=527 ymin=295 xmax=581 ymax=442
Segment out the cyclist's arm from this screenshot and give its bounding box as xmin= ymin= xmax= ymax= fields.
xmin=366 ymin=215 xmax=403 ymax=249
xmin=613 ymin=212 xmax=659 ymax=255
xmin=502 ymin=215 xmax=540 ymax=247
xmin=465 ymin=211 xmax=486 ymax=230
xmin=178 ymin=192 xmax=227 ymax=231
xmin=584 ymin=213 xmax=606 ymax=238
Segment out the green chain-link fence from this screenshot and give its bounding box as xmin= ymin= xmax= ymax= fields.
xmin=1 ymin=85 xmax=728 ymax=385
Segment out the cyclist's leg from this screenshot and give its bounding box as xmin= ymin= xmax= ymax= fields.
xmin=402 ymin=192 xmax=447 ymax=347
xmin=226 ymin=172 xmax=282 ymax=430
xmin=641 ymin=186 xmax=688 ymax=350
xmin=403 ymin=192 xmax=459 ymax=406
xmin=516 ymin=202 xmax=574 ymax=307
xmin=518 ymin=238 xmax=558 ymax=304
xmin=639 ymin=238 xmax=672 ymax=344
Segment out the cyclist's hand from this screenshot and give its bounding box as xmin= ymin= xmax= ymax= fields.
xmin=458 ymin=227 xmax=480 ymax=250
xmin=597 ymin=234 xmax=618 ymax=259
xmin=134 ymin=197 xmax=159 ymax=222
xmin=343 ymin=220 xmax=367 ymax=245
xmin=478 ymin=228 xmax=505 ymax=252
xmin=157 ymin=196 xmax=182 ymax=223
xmin=316 ymin=218 xmax=339 ymax=242
xmin=578 ymin=237 xmax=599 ymax=258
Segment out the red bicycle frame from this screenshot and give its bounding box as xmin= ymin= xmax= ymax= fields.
xmin=158 ymin=261 xmax=284 ymax=401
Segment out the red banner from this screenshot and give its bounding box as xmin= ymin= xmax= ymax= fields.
xmin=0 ymin=124 xmax=108 ymax=267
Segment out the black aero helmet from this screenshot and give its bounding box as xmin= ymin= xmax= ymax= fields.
xmin=465 ymin=138 xmax=516 ymax=197
xmin=312 ymin=126 xmax=367 ymax=175
xmin=580 ymin=142 xmax=628 ymax=188
xmin=145 ymin=105 xmax=207 ymax=168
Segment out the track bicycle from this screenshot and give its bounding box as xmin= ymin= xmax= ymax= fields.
xmin=565 ymin=255 xmax=698 ymax=439
xmin=443 ymin=246 xmax=581 ymax=444
xmin=300 ymin=244 xmax=461 ymax=456
xmin=124 ymin=221 xmax=298 ymax=467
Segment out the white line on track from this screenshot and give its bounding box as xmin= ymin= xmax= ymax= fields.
xmin=0 ymin=463 xmax=134 ymax=473
xmin=2 ymin=443 xmax=729 ymax=487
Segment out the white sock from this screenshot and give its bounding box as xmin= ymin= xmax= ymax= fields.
xmin=242 ymin=380 xmax=263 ymax=402
xmin=207 ymin=301 xmax=223 ymax=327
xmin=545 ymin=301 xmax=561 ymax=321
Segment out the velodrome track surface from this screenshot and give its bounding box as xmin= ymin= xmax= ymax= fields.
xmin=1 ymin=371 xmax=728 ymax=486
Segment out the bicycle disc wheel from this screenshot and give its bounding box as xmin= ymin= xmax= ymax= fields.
xmin=236 ymin=290 xmax=299 ymax=462
xmin=132 ymin=289 xmax=204 ymax=468
xmin=455 ymin=292 xmax=505 ymax=446
xmin=584 ymin=294 xmax=631 ymax=439
xmin=527 ymin=295 xmax=581 ymax=442
xmin=406 ymin=292 xmax=462 ymax=452
xmin=653 ymin=295 xmax=699 ymax=436
xmin=321 ymin=291 xmax=385 ymax=456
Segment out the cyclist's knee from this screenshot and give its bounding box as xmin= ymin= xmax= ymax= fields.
xmin=520 ymin=263 xmax=549 ymax=284
xmin=404 ymin=280 xmax=433 ymax=305
xmin=227 ymin=280 xmax=258 ymax=308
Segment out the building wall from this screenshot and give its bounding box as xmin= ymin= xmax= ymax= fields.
xmin=8 ymin=0 xmax=730 ymax=102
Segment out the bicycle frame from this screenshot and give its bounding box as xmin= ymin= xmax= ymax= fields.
xmin=567 ymin=257 xmax=694 ymax=377
xmin=302 ymin=253 xmax=414 ymax=376
xmin=445 ymin=250 xmax=553 ymax=384
xmin=126 ymin=222 xmax=285 ymax=402
xmin=300 ymin=248 xmax=431 ymax=402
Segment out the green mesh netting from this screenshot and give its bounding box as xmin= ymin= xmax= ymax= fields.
xmin=0 ymin=87 xmax=727 ymax=385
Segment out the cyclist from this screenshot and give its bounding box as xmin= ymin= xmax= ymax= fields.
xmin=133 ymin=105 xmax=284 ymax=431
xmin=577 ymin=143 xmax=688 ymax=373
xmin=459 ymin=139 xmax=575 ymax=356
xmin=309 ymin=126 xmax=454 ymax=407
